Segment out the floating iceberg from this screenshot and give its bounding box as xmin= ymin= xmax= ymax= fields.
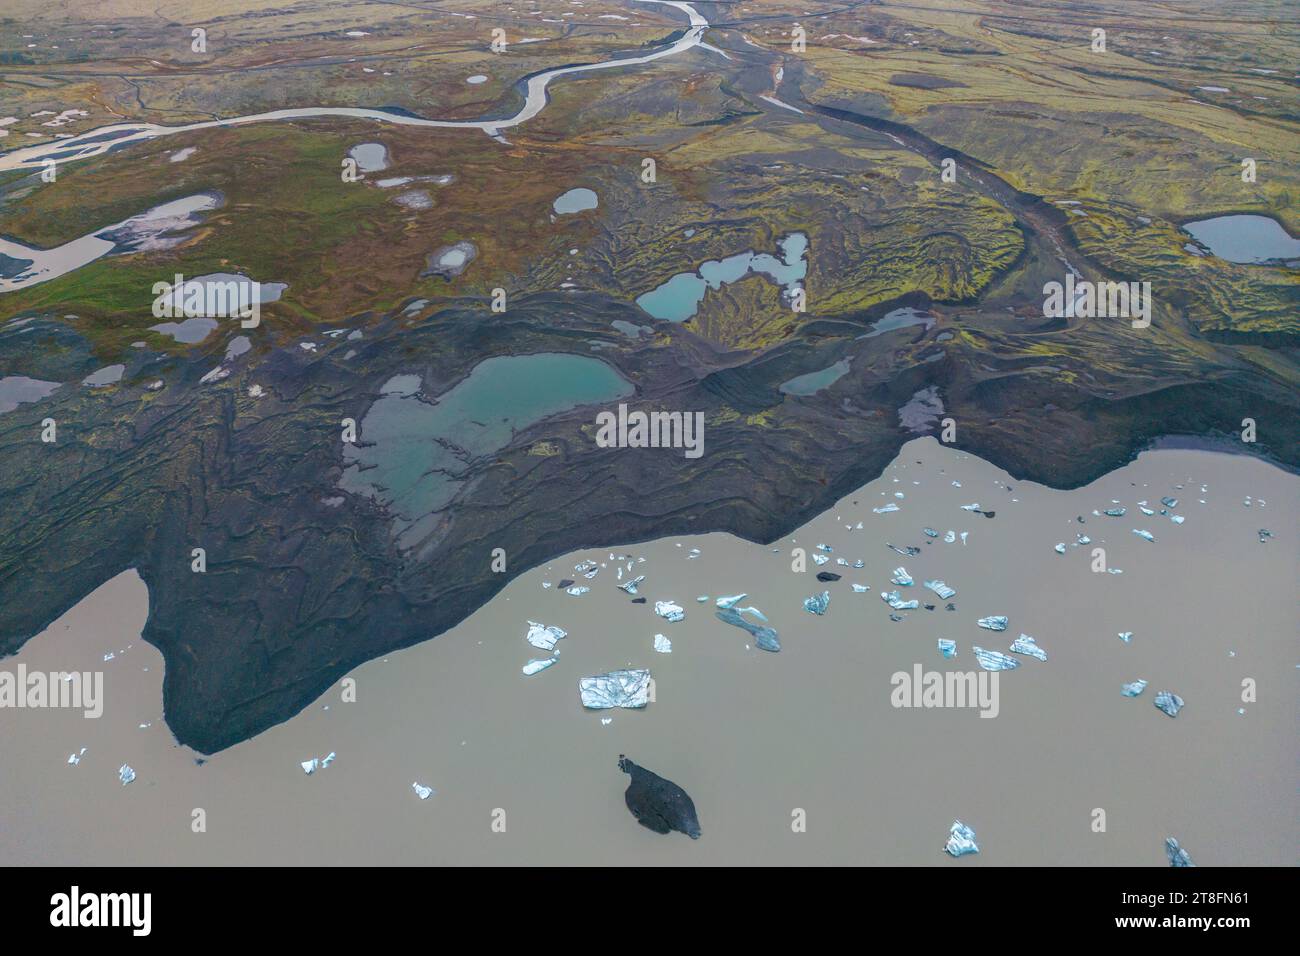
xmin=812 ymin=553 xmax=829 ymax=566
xmin=1121 ymin=679 xmax=1148 ymax=697
xmin=972 ymin=646 xmax=1020 ymax=671
xmin=881 ymin=590 xmax=918 ymax=610
xmin=300 ymin=751 xmax=336 ymax=774
xmin=977 ymin=615 xmax=1008 ymax=631
xmin=1118 ymin=631 xmax=1133 ymax=644
xmin=522 ymin=657 xmax=557 ymax=676
xmin=803 ymin=590 xmax=830 ymax=615
xmin=118 ymin=764 xmax=136 ymax=786
xmin=619 ymin=575 xmax=646 ymax=595
xmin=851 ymin=583 xmax=870 ymax=593
xmin=1165 ymin=837 xmax=1194 ymax=867
xmin=1009 ymin=633 xmax=1047 ymax=661
xmin=579 ymin=669 xmax=652 ymax=709
xmin=715 ymin=593 xmax=747 ymax=609
xmin=1132 ymin=529 xmax=1155 ymax=542
xmin=1054 ymin=543 xmax=1065 ymax=554
xmin=654 ymin=601 xmax=685 ymax=623
xmin=924 ymin=579 xmax=956 ymax=600
xmin=1160 ymin=496 xmax=1178 ymax=509
xmin=937 ymin=639 xmax=957 ymax=659
xmin=923 ymin=527 xmax=939 ymax=538
xmin=715 ymin=607 xmax=780 ymax=652
xmin=1154 ymin=691 xmax=1184 ymax=717
xmin=565 ymin=585 xmax=590 ymax=596
xmin=960 ymin=503 xmax=981 ymax=512
xmin=943 ymin=820 xmax=979 ymax=857
xmin=412 ymin=782 xmax=434 ymax=800
xmin=891 ymin=567 xmax=914 ymax=586
xmin=873 ymin=503 xmax=900 ymax=514
xmin=816 ymin=543 xmax=832 ymax=552
xmin=653 ymin=634 xmax=672 ymax=654
xmin=526 ymin=621 xmax=568 ymax=651
xmin=1103 ymin=507 xmax=1126 ymax=517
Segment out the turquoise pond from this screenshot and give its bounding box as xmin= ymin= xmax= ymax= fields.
xmin=635 ymin=233 xmax=808 ymax=322
xmin=340 ymin=354 xmax=633 ymax=547
xmin=1181 ymin=215 xmax=1300 ymax=265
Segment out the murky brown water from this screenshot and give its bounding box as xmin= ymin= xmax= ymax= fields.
xmin=1 ymin=438 xmax=1294 ymax=865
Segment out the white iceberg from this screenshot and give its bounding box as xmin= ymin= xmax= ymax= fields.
xmin=653 ymin=633 xmax=672 ymax=654
xmin=522 ymin=657 xmax=557 ymax=676
xmin=654 ymin=601 xmax=685 ymax=623
xmin=412 ymin=782 xmax=434 ymax=800
xmin=579 ymin=669 xmax=651 ymax=709
xmin=526 ymin=621 xmax=567 ymax=651
xmin=924 ymin=579 xmax=956 ymax=600
xmin=1009 ymin=633 xmax=1047 ymax=661
xmin=977 ymin=615 xmax=1008 ymax=631
xmin=118 ymin=764 xmax=136 ymax=785
xmin=972 ymin=646 xmax=1020 ymax=671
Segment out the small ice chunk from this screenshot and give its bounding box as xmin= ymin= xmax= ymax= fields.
xmin=881 ymin=590 xmax=918 ymax=610
xmin=619 ymin=574 xmax=646 ymax=594
xmin=977 ymin=615 xmax=1008 ymax=631
xmin=526 ymin=621 xmax=567 ymax=651
xmin=655 ymin=601 xmax=685 ymax=623
xmin=972 ymin=646 xmax=1020 ymax=671
xmin=1118 ymin=631 xmax=1133 ymax=644
xmin=1132 ymin=529 xmax=1155 ymax=542
xmin=412 ymin=782 xmax=434 ymax=800
xmin=923 ymin=528 xmax=938 ymax=537
xmin=579 ymin=669 xmax=651 ymax=709
xmin=937 ymin=639 xmax=956 ymax=659
xmin=891 ymin=567 xmax=914 ymax=586
xmin=522 ymin=657 xmax=558 ymax=676
xmin=1054 ymin=543 xmax=1065 ymax=554
xmin=873 ymin=503 xmax=900 ymax=514
xmin=804 ymin=590 xmax=830 ymax=615
xmin=653 ymin=633 xmax=672 ymax=653
xmin=1103 ymin=507 xmax=1126 ymax=517
xmin=816 ymin=543 xmax=832 ymax=552
xmin=1165 ymin=837 xmax=1194 ymax=867
xmin=1154 ymin=691 xmax=1184 ymax=717
xmin=565 ymin=585 xmax=590 ymax=596
xmin=812 ymin=553 xmax=829 ymax=566
xmin=851 ymin=583 xmax=870 ymax=593
xmin=118 ymin=764 xmax=136 ymax=785
xmin=943 ymin=820 xmax=979 ymax=857
xmin=960 ymin=503 xmax=980 ymax=512
xmin=1160 ymin=496 xmax=1178 ymax=508
xmin=716 ymin=607 xmax=780 ymax=652
xmin=1121 ymin=679 xmax=1148 ymax=697
xmin=1170 ymin=514 xmax=1184 ymax=524
xmin=924 ymin=579 xmax=955 ymax=600
xmin=1009 ymin=633 xmax=1047 ymax=661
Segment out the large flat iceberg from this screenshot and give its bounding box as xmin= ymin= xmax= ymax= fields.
xmin=579 ymin=669 xmax=652 ymax=709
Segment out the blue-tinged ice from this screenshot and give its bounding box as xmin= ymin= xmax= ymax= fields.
xmin=881 ymin=590 xmax=918 ymax=610
xmin=1154 ymin=691 xmax=1184 ymax=717
xmin=1139 ymin=505 xmax=1154 ymax=516
xmin=522 ymin=657 xmax=557 ymax=676
xmin=873 ymin=503 xmax=900 ymax=514
xmin=1118 ymin=631 xmax=1133 ymax=643
xmin=1009 ymin=633 xmax=1046 ymax=661
xmin=816 ymin=543 xmax=832 ymax=552
xmin=412 ymin=782 xmax=434 ymax=800
xmin=943 ymin=820 xmax=979 ymax=857
xmin=891 ymin=567 xmax=914 ymax=586
xmin=938 ymin=639 xmax=957 ymax=659
xmin=804 ymin=590 xmax=830 ymax=615
xmin=813 ymin=553 xmax=829 ymax=566
xmin=924 ymin=579 xmax=956 ymax=600
xmin=716 ymin=593 xmax=747 ymax=609
xmin=653 ymin=633 xmax=672 ymax=654
xmin=923 ymin=527 xmax=939 ymax=538
xmin=960 ymin=503 xmax=981 ymax=512
xmin=1121 ymin=679 xmax=1148 ymax=697
xmin=977 ymin=615 xmax=1008 ymax=631
xmin=1160 ymin=496 xmax=1178 ymax=508
xmin=619 ymin=574 xmax=646 ymax=595
xmin=972 ymin=646 xmax=1020 ymax=671
xmin=1103 ymin=507 xmax=1126 ymax=517
xmin=566 ymin=585 xmax=590 ymax=596
xmin=716 ymin=607 xmax=781 ymax=651
xmin=1165 ymin=837 xmax=1194 ymax=867
xmin=118 ymin=764 xmax=136 ymax=785
xmin=655 ymin=601 xmax=685 ymax=622
xmin=526 ymin=621 xmax=568 ymax=651
xmin=1133 ymin=529 xmax=1155 ymax=542
xmin=1170 ymin=514 xmax=1184 ymax=524
xmin=1054 ymin=543 xmax=1066 ymax=554
xmin=579 ymin=669 xmax=651 ymax=709
xmin=852 ymin=583 xmax=870 ymax=593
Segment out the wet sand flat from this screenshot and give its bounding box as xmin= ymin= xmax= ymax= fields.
xmin=0 ymin=438 xmax=1294 ymax=865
